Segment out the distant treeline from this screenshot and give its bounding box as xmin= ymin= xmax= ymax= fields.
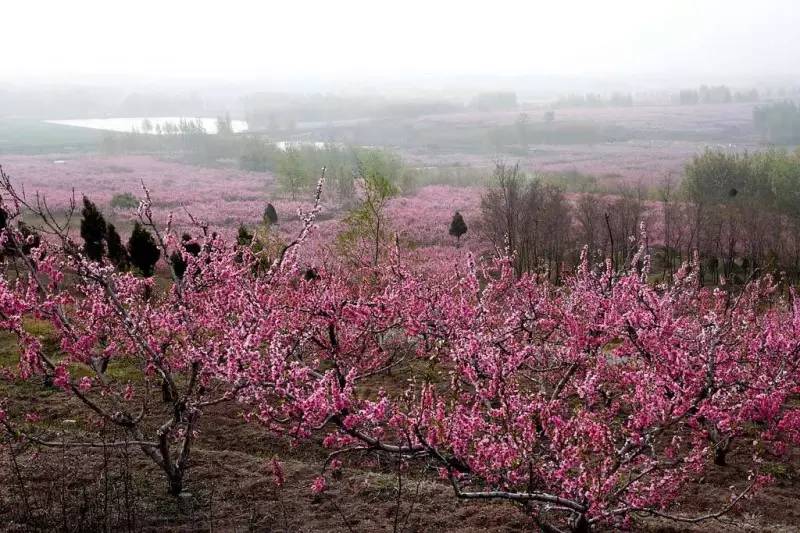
xmin=488 ymin=112 xmax=628 ymax=153
xmin=101 ymin=124 xmax=421 ymax=204
xmin=550 ymin=86 xmax=761 ymax=108
xmin=244 ymin=91 xmax=526 ymax=131
xmin=754 ymin=101 xmax=800 ymax=144
xmin=469 ymin=91 xmax=518 ymax=111
xmin=243 ymin=93 xmax=462 ymax=130
xmin=676 ymin=85 xmax=759 ymax=105
xmin=481 ymin=163 xmax=652 ymax=281
xmin=481 ymin=149 xmax=800 ymax=285
xmin=101 ymin=120 xmax=800 ymax=284
xmin=554 ymin=92 xmax=634 ymax=108
xmin=101 ymin=122 xmax=244 ymax=165
xmin=676 ymin=149 xmax=800 ymax=282
xmin=269 ymin=145 xmax=418 ymax=202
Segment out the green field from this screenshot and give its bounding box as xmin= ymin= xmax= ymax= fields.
xmin=0 ymin=119 xmax=102 ymax=155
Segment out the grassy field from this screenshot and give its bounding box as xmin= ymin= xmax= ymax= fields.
xmin=0 ymin=119 xmax=103 ymax=155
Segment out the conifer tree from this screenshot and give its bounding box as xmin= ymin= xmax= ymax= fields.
xmin=105 ymin=223 xmax=129 ymax=270
xmin=264 ymin=203 xmax=278 ymax=225
xmin=80 ymin=196 xmax=107 ymax=261
xmin=237 ymin=224 xmax=254 ymax=246
xmin=127 ymin=222 xmax=160 ymax=277
xmin=170 ymin=234 xmax=201 ymax=279
xmin=449 ymin=211 xmax=468 ymax=245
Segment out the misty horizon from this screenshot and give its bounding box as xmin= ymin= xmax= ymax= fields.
xmin=3 ymin=0 xmax=799 ymax=87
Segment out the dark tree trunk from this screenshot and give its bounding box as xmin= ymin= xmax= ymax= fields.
xmin=571 ymin=514 xmax=590 ymax=533
xmin=168 ymin=470 xmax=183 ymax=496
xmin=714 ymin=436 xmax=731 ymax=466
xmin=714 ymin=445 xmax=728 ymax=466
xmin=161 ymin=379 xmax=174 ymax=403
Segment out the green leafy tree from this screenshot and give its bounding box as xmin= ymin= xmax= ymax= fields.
xmin=111 ymin=192 xmax=139 ymax=210
xmin=338 ymin=152 xmax=399 ymax=266
xmin=216 ymin=113 xmax=234 ymax=135
xmin=80 ymin=196 xmax=107 ymax=261
xmin=754 ymin=101 xmax=800 ymax=144
xmin=277 ymin=148 xmax=310 ymax=199
xmin=127 ymin=222 xmax=160 ymax=277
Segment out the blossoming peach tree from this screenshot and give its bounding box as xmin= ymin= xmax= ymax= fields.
xmin=228 ymin=242 xmax=800 ymax=532
xmin=1 ymin=162 xmax=799 ymax=532
xmin=0 ymin=166 xmax=328 ymax=496
xmin=373 ymin=249 xmax=800 ymax=532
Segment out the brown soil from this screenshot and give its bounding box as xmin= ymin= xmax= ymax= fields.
xmin=2 ymin=377 xmax=799 ymax=533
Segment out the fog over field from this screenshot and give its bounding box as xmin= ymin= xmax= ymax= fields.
xmin=2 ymin=2 xmax=800 ymax=532
xmin=3 ymin=0 xmax=800 ymax=82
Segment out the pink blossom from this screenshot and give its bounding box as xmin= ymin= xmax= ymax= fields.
xmin=78 ymin=377 xmax=93 ymax=392
xmin=270 ymin=457 xmax=285 ymax=488
xmin=311 ymin=476 xmax=327 ymax=494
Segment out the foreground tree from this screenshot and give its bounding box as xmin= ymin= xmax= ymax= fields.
xmin=0 ymin=167 xmax=326 ymax=496
xmin=282 ymin=240 xmax=800 ymax=531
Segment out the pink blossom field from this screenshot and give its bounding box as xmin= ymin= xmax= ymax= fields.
xmin=0 ymin=154 xmax=487 ymax=266
xmin=400 ymin=101 xmax=763 ymax=187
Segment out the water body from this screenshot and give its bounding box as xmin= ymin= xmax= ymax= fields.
xmin=275 ymin=141 xmax=328 ymax=151
xmin=45 ymin=117 xmax=249 ymax=135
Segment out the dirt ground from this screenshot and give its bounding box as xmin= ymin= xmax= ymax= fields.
xmin=2 ymin=369 xmax=799 ymax=533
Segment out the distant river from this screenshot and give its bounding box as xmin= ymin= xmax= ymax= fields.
xmin=45 ymin=117 xmax=249 ymax=135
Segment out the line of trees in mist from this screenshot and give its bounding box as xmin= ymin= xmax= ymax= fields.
xmin=554 ymin=92 xmax=634 ymax=108
xmin=480 ymin=149 xmax=800 ymax=285
xmin=243 ymin=93 xmax=462 ymax=131
xmin=97 ymin=112 xmax=800 ymax=287
xmin=272 ymin=145 xmax=418 ymax=203
xmin=675 ymin=85 xmax=761 ymax=105
xmin=91 ymin=86 xmax=797 ymax=164
xmin=754 ymin=101 xmax=800 ymax=144
xmin=551 ymin=85 xmax=763 ymax=108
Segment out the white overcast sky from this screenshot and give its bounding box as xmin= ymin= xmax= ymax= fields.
xmin=2 ymin=0 xmax=799 ymax=82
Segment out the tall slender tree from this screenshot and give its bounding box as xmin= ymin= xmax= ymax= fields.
xmin=264 ymin=203 xmax=278 ymax=225
xmin=80 ymin=196 xmax=107 ymax=261
xmin=105 ymin=223 xmax=129 ymax=270
xmin=127 ymin=222 xmax=160 ymax=277
xmin=448 ymin=211 xmax=468 ymax=245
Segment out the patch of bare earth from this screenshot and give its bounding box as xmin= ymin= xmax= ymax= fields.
xmin=2 ymin=374 xmax=800 ymax=532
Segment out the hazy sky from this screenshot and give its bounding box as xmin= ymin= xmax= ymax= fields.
xmin=3 ymin=0 xmax=799 ymax=83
